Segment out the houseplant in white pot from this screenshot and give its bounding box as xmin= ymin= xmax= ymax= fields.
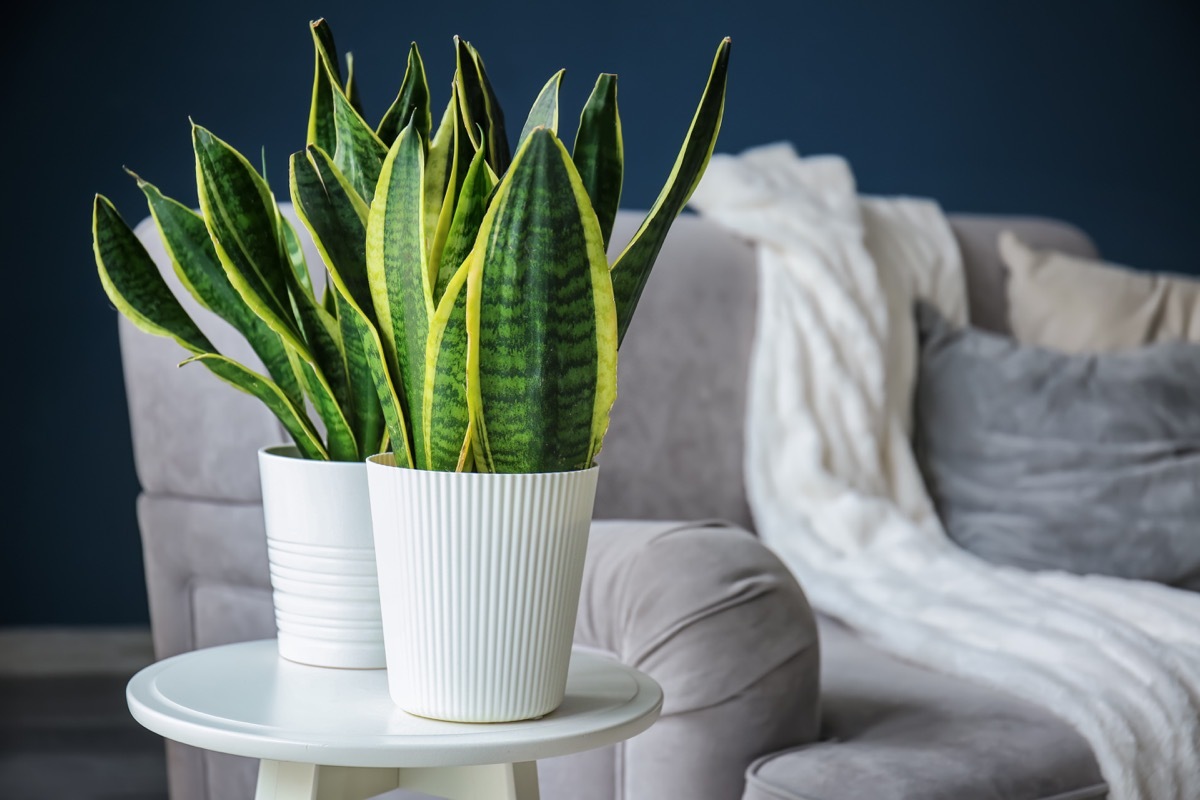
xmin=94 ymin=15 xmax=729 ymax=717
xmin=91 ymin=19 xmax=414 ymax=670
xmin=322 ymin=40 xmax=731 ymax=721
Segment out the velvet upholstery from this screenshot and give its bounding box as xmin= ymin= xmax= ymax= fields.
xmin=541 ymin=520 xmax=821 ymax=800
xmin=946 ymin=214 xmax=1098 ymax=336
xmin=743 ymin=619 xmax=1106 ymax=800
xmin=122 ymin=208 xmax=1107 ymax=800
xmin=914 ymin=302 xmax=1200 ymax=587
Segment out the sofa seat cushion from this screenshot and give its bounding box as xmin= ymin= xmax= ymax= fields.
xmin=743 ymin=616 xmax=1105 ymax=800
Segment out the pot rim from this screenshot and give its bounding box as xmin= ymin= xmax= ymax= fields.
xmin=259 ymin=443 xmax=368 ymax=470
xmin=365 ymin=451 xmax=599 ymax=478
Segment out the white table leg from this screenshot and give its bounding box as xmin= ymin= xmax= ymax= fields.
xmin=254 ymin=760 xmax=401 ymax=800
xmin=255 ymin=760 xmax=317 ymax=800
xmin=395 ymin=761 xmax=540 ymax=800
xmin=255 ymin=759 xmax=539 ymax=800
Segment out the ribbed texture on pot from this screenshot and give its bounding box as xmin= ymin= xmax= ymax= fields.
xmin=367 ymin=457 xmax=598 ymax=722
xmin=268 ymin=540 xmax=385 ymax=663
xmin=260 ymin=446 xmax=386 ymax=670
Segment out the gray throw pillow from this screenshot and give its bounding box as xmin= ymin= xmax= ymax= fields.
xmin=912 ymin=302 xmax=1200 ymax=589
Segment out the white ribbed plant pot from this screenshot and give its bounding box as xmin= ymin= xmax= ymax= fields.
xmin=366 ymin=454 xmax=599 ymax=723
xmin=259 ymin=445 xmax=386 ymax=669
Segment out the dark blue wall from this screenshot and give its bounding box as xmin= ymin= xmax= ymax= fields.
xmin=5 ymin=1 xmax=1197 ymax=625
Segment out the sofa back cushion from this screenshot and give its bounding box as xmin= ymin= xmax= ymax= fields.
xmin=593 ymin=212 xmax=759 ymax=529
xmin=1000 ymin=230 xmax=1200 ymax=351
xmin=590 ymin=211 xmax=1100 ymax=530
xmin=948 ymin=214 xmax=1098 ymax=335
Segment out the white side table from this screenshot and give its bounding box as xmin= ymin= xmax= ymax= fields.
xmin=126 ymin=640 xmax=662 ymax=800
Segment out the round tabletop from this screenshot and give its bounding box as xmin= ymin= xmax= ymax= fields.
xmin=126 ymin=640 xmax=662 ymax=768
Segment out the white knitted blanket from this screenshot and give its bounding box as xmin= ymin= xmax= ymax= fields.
xmin=688 ymin=142 xmax=1200 ymax=800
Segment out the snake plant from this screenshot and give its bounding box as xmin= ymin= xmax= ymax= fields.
xmin=93 ymin=19 xmax=729 ymax=472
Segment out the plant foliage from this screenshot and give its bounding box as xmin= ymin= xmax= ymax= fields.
xmin=93 ymin=19 xmax=730 ymax=472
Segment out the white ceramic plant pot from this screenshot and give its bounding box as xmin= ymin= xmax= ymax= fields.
xmin=366 ymin=454 xmax=599 ymax=722
xmin=259 ymin=445 xmax=385 ymax=669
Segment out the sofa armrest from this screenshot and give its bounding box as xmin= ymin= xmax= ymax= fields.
xmin=539 ymin=520 xmax=822 ymax=800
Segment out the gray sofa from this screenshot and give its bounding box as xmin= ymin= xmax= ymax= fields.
xmin=121 ymin=208 xmax=1107 ymax=800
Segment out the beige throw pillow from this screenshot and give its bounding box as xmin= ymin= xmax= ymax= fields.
xmin=999 ymin=230 xmax=1200 ymax=352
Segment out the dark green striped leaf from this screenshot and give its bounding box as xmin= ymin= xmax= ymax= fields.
xmin=377 ymin=43 xmax=431 ymax=147
xmin=428 ymin=85 xmax=482 ymax=282
xmin=423 ymin=93 xmax=457 ymax=242
xmin=455 ymin=38 xmax=510 ymax=176
xmin=517 ymin=69 xmax=564 ymax=151
xmin=287 ymin=274 xmax=357 ymax=461
xmin=465 ymin=128 xmax=617 ymax=474
xmin=329 ymin=72 xmax=388 ymax=204
xmin=434 ymin=144 xmax=495 ymax=304
xmin=572 ymin=74 xmax=623 ymax=249
xmin=425 ymin=259 xmax=473 ymax=471
xmin=345 ymin=51 xmax=366 ymax=119
xmin=307 ymin=18 xmax=342 ymax=155
xmin=610 ymin=38 xmax=730 ymax=344
xmin=94 ymin=195 xmax=326 ymax=460
xmin=292 ymin=151 xmax=414 ymax=467
xmin=193 ymin=123 xmax=355 ymax=459
xmin=322 ymin=274 xmax=338 ymax=317
xmin=309 ymin=20 xmax=384 ymax=203
xmin=137 ymin=178 xmax=304 ymax=410
xmin=360 ymin=319 xmax=414 ymax=467
xmin=93 ymin=195 xmax=213 ymax=353
xmin=289 ymin=147 xmax=373 ymax=315
xmin=187 ymin=353 xmax=328 ymax=459
xmin=193 ymin=123 xmax=304 ymax=349
xmin=289 ymin=342 xmax=358 ymax=461
xmin=279 ymin=212 xmax=314 ymax=298
xmin=289 ymin=146 xmax=386 ymax=455
xmin=336 ymin=293 xmax=387 ymax=457
xmin=367 ymin=119 xmax=430 ymax=467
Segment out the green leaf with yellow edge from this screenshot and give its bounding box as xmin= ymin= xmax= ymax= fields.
xmin=427 ymin=86 xmax=482 ymax=288
xmin=423 ymin=93 xmax=456 ymax=233
xmin=609 ymin=38 xmax=730 ymax=344
xmin=93 ymin=195 xmax=325 ymax=460
xmin=465 ymin=128 xmax=617 ymax=473
xmin=337 ymin=292 xmax=388 ymax=457
xmin=322 ymin=274 xmax=338 ymax=317
xmin=193 ymin=123 xmax=304 ymax=350
xmin=94 ymin=194 xmax=213 ymax=353
xmin=433 ymin=143 xmax=495 ymax=304
xmin=307 ymin=18 xmax=342 ymax=155
xmin=309 ymin=20 xmax=384 ymax=203
xmin=278 ymin=212 xmax=314 ymax=298
xmin=345 ymin=51 xmax=366 ymax=119
xmin=136 ymin=177 xmax=305 ymax=410
xmin=424 ymin=258 xmax=473 ymax=471
xmin=290 ymin=147 xmax=373 ymax=309
xmin=377 ymin=43 xmax=431 ymax=147
xmin=289 ymin=145 xmax=388 ymax=458
xmin=572 ymin=74 xmax=623 ymax=249
xmin=367 ymin=119 xmax=431 ymax=467
xmin=517 ymin=69 xmax=564 ymax=151
xmin=454 ymin=38 xmax=510 ymax=176
xmin=185 ymin=354 xmax=328 ymax=460
xmin=283 ymin=257 xmax=357 ymax=461
xmin=328 ymin=68 xmax=388 ymax=204
xmin=291 ymin=148 xmax=414 ymax=467
xmin=194 ymin=122 xmax=356 ymax=460
xmin=289 ymin=341 xmax=358 ymax=461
